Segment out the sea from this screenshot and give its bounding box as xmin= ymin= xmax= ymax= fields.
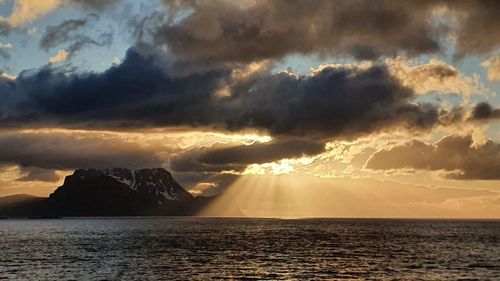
xmin=0 ymin=218 xmax=499 ymax=280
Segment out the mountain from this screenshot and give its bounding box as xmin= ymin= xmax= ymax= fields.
xmin=0 ymin=168 xmax=215 ymax=217
xmin=0 ymin=194 xmax=46 ymax=217
xmin=0 ymin=194 xmax=43 ymax=207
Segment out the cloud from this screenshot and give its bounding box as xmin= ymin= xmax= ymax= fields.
xmin=64 ymin=31 xmax=113 ymax=55
xmin=40 ymin=13 xmax=113 ymax=58
xmin=40 ymin=13 xmax=99 ymax=51
xmin=7 ymin=0 xmax=62 ymax=27
xmin=446 ymin=0 xmax=500 ymax=57
xmin=0 ymin=42 xmax=12 ymax=59
xmin=49 ymin=49 xmax=69 ymax=64
xmin=387 ymin=58 xmax=487 ymax=96
xmin=71 ymin=0 xmax=118 ymax=10
xmin=0 ymin=45 xmax=228 ymax=128
xmin=3 ymin=0 xmax=500 ymax=63
xmin=169 ymin=151 xmax=245 ymax=174
xmin=469 ymin=102 xmax=500 ymax=120
xmin=219 ymin=64 xmax=463 ymax=139
xmin=0 ymin=128 xmax=263 ymax=187
xmin=152 ymin=0 xmax=500 ymax=65
xmin=366 ymin=134 xmax=500 ymax=180
xmin=0 ymin=130 xmax=163 ymax=171
xmin=112 ymin=57 xmax=121 ymax=65
xmin=0 ymin=0 xmax=117 ymax=37
xmin=199 ymin=140 xmax=324 ymax=165
xmin=0 ymin=72 xmax=16 ymax=80
xmin=0 ymin=19 xmax=13 ymax=36
xmin=27 ymin=27 xmax=37 ymax=36
xmin=16 ymin=167 xmax=60 ymax=182
xmin=5 ymin=0 xmax=118 ymax=27
xmin=0 ymin=45 xmax=481 ymax=141
xmin=481 ymin=56 xmax=500 ymax=82
xmin=178 ymin=172 xmax=239 ymax=196
xmin=155 ymin=0 xmax=441 ymax=64
xmin=170 ymin=140 xmax=324 ymax=174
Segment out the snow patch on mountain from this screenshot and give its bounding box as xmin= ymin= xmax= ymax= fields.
xmin=74 ymin=168 xmax=191 ymax=203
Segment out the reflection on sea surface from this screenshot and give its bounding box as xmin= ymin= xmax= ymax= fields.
xmin=0 ymin=218 xmax=499 ymax=280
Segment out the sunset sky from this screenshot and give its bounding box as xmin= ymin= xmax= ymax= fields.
xmin=1 ymin=0 xmax=500 ymax=218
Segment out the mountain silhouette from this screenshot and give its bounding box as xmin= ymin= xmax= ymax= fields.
xmin=0 ymin=168 xmax=214 ymax=217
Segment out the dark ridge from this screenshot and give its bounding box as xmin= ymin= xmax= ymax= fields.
xmin=0 ymin=168 xmax=217 ymax=217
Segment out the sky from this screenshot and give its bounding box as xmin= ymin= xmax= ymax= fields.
xmin=0 ymin=0 xmax=500 ymax=218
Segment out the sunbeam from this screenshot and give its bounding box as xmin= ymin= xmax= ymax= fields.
xmin=198 ymin=175 xmax=500 ymax=218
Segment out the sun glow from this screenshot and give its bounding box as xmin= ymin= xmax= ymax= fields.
xmin=198 ymin=175 xmax=320 ymax=218
xmin=197 ymin=174 xmax=500 ymax=219
xmin=241 ymin=156 xmax=317 ymax=176
xmin=198 ymin=174 xmax=382 ymax=219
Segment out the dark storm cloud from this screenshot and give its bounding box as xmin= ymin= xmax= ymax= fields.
xmin=445 ymin=0 xmax=500 ymax=57
xmin=222 ymin=65 xmax=461 ymax=139
xmin=0 ymin=131 xmax=163 ymax=171
xmin=0 ymin=45 xmax=228 ymax=128
xmin=199 ymin=140 xmax=325 ymax=165
xmin=365 ymin=135 xmax=500 ymax=180
xmin=169 ymin=140 xmax=324 ymax=174
xmin=156 ymin=0 xmax=441 ymax=64
xmin=16 ymin=167 xmax=60 ymax=182
xmin=3 ymin=0 xmax=498 ymax=61
xmin=152 ymin=0 xmax=500 ymax=65
xmin=470 ymin=102 xmax=500 ymax=121
xmin=0 ymin=45 xmax=470 ymax=140
xmin=169 ymin=154 xmax=245 ymax=174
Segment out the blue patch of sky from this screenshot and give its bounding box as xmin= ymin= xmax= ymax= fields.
xmin=0 ymin=0 xmax=165 ymax=74
xmin=0 ymin=0 xmax=13 ymax=17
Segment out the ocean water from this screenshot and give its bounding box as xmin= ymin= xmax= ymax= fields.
xmin=0 ymin=218 xmax=499 ymax=280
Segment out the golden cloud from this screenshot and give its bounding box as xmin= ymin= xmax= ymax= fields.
xmin=481 ymin=56 xmax=500 ymax=82
xmin=7 ymin=0 xmax=62 ymax=27
xmin=387 ymin=57 xmax=489 ymax=98
xmin=49 ymin=49 xmax=69 ymax=64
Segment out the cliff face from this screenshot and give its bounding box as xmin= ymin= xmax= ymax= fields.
xmin=0 ymin=168 xmax=217 ymax=217
xmin=48 ymin=168 xmax=197 ymax=216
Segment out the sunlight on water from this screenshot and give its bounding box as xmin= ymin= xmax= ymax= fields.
xmin=0 ymin=218 xmax=498 ymax=280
